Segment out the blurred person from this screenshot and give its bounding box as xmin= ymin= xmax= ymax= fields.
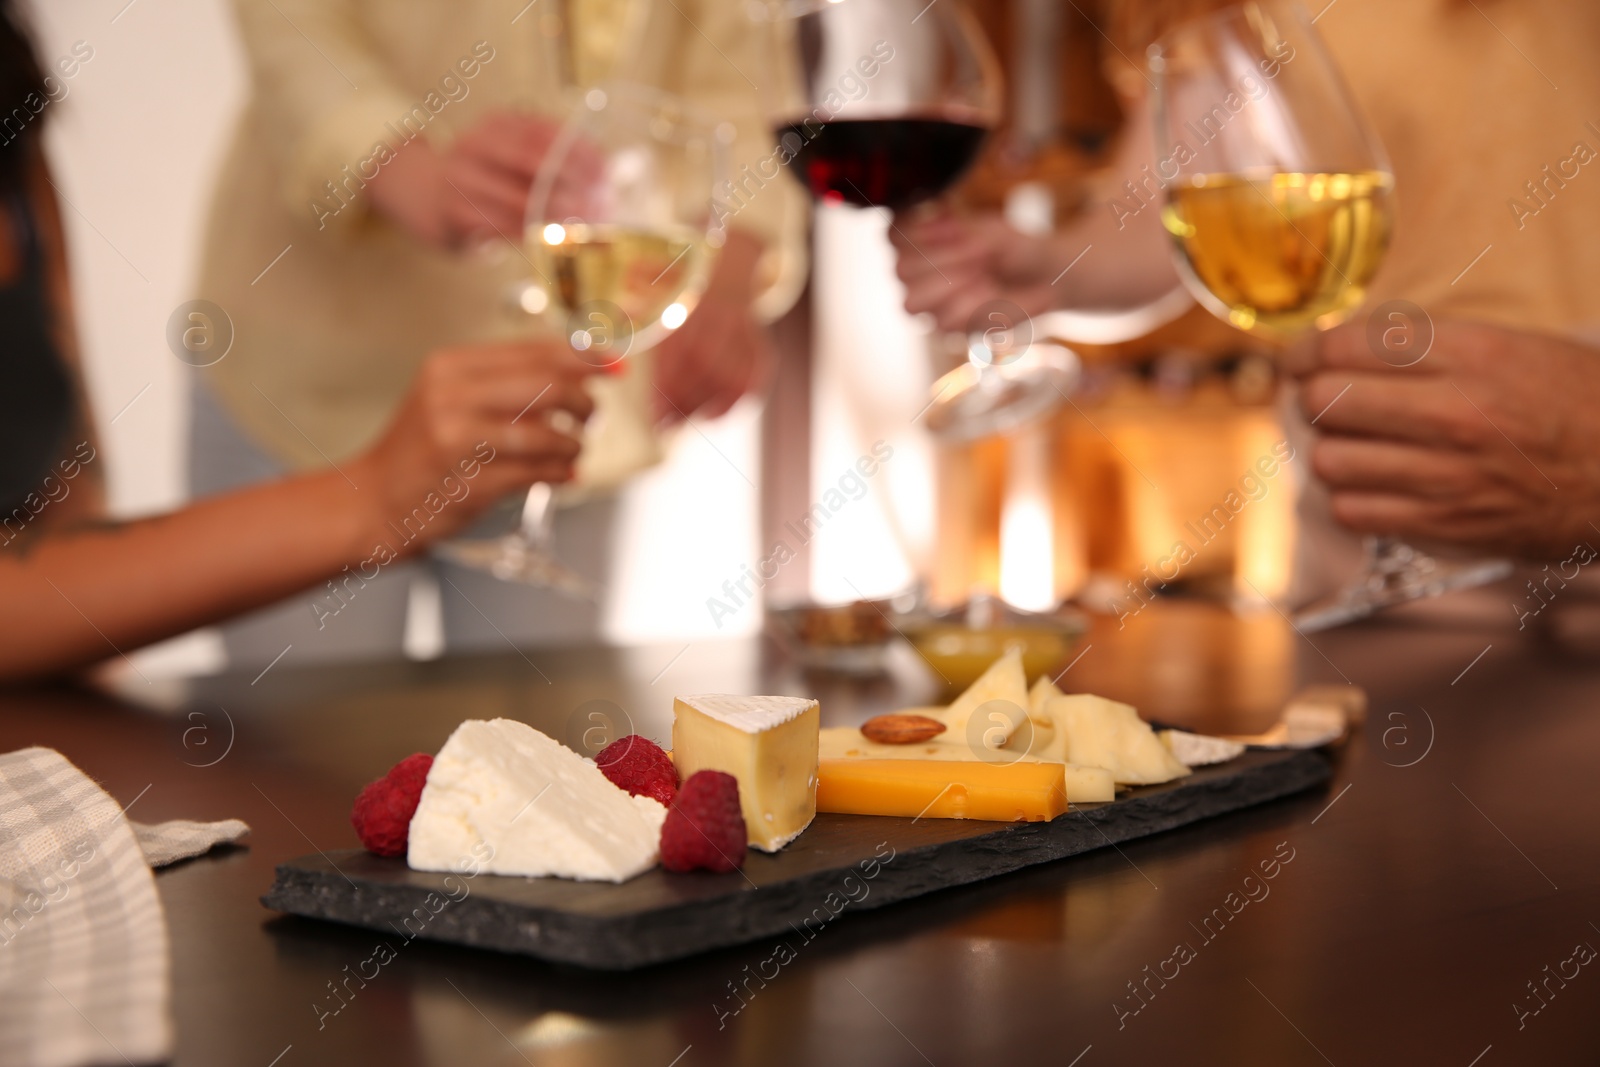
xmin=887 ymin=0 xmax=1600 ymax=614
xmin=0 ymin=2 xmax=598 ymax=682
xmin=194 ymin=0 xmax=806 ymax=664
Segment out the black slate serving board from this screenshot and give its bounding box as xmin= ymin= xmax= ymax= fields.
xmin=263 ymin=748 xmax=1329 ymax=969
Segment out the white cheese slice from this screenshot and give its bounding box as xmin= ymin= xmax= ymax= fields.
xmin=407 ymin=718 xmax=666 ymax=883
xmin=673 ymin=695 xmax=819 ymax=852
xmin=1050 ymin=694 xmax=1191 ymax=785
xmin=937 ymin=646 xmax=1029 ymax=749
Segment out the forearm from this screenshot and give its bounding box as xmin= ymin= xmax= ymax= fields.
xmin=0 ymin=468 xmax=381 ymax=682
xmin=1035 ymin=100 xmax=1182 ymax=312
xmin=1042 ymin=192 xmax=1181 ymax=311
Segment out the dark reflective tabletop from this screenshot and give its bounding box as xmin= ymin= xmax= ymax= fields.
xmin=3 ymin=602 xmax=1594 ymax=1065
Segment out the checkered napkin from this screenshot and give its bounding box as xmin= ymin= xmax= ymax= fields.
xmin=131 ymin=817 xmax=250 ymax=868
xmin=0 ymin=747 xmax=212 ymax=1067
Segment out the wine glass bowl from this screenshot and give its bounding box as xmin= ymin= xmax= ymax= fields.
xmin=527 ymin=84 xmax=728 ymax=364
xmin=1149 ymin=2 xmax=1394 ymax=340
xmin=760 ymin=0 xmax=1002 ymax=212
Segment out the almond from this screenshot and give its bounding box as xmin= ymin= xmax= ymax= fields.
xmin=860 ymin=713 xmax=947 ymax=745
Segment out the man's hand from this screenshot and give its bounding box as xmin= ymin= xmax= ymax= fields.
xmin=650 ymin=231 xmax=773 ymax=424
xmin=367 ymin=112 xmax=599 ymax=250
xmin=351 ymin=339 xmax=600 ymax=547
xmin=1291 ymin=318 xmax=1600 ymax=558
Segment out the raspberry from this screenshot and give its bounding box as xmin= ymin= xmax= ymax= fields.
xmin=595 ymin=735 xmax=679 ymax=807
xmin=351 ymin=753 xmax=434 ymax=857
xmin=659 ymin=770 xmax=746 ymax=873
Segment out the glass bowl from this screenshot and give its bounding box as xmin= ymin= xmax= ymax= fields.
xmin=897 ymin=595 xmax=1089 ymax=691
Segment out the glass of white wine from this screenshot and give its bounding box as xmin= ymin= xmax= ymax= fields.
xmin=1150 ymin=0 xmax=1507 ymax=631
xmin=440 ymin=84 xmax=728 ymax=591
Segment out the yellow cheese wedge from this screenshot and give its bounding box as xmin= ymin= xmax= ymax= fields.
xmin=936 ymin=646 xmax=1029 ymax=749
xmin=817 ymin=759 xmax=1068 ymax=821
xmin=672 ymin=695 xmax=820 ymax=852
xmin=1049 ymin=694 xmax=1190 ymax=785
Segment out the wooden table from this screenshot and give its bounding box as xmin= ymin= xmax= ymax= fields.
xmin=3 ymin=602 xmax=1595 ymax=1065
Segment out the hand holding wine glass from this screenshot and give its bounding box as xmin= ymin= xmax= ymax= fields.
xmin=437 ymin=84 xmax=728 ymax=591
xmin=1149 ymin=0 xmax=1510 ymax=628
xmin=886 ymin=208 xmax=1077 ymax=334
xmin=1291 ymin=318 xmax=1600 ymax=560
xmin=755 ymin=0 xmax=1078 ymax=441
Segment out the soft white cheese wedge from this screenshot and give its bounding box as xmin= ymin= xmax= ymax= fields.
xmin=407 ymin=718 xmax=666 ymax=883
xmin=672 ymin=695 xmax=819 ymax=852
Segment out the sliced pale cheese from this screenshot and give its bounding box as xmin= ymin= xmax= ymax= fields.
xmin=818 ymin=759 xmax=1069 ymax=821
xmin=672 ymin=695 xmax=820 ymax=852
xmin=821 ymin=724 xmax=973 ymax=762
xmin=818 ymin=727 xmax=1115 ymax=806
xmin=1050 ymin=694 xmax=1190 ymax=785
xmin=1028 ymin=675 xmax=1064 ymax=719
xmin=407 ymin=718 xmax=666 ymax=883
xmin=1059 ymin=763 xmax=1116 ymax=802
xmin=821 ymin=724 xmax=1046 ymax=763
xmin=1023 ymin=675 xmax=1064 ymax=759
xmin=936 ymin=646 xmax=1029 ymax=749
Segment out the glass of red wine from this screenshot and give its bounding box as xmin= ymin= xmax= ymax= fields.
xmin=754 ymin=0 xmax=1078 ymax=441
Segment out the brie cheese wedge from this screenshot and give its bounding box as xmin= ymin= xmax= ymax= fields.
xmin=408 ymin=718 xmax=666 ymax=883
xmin=672 ymin=694 xmax=819 ymax=852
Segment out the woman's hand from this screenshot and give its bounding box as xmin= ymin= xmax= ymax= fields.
xmin=350 ymin=339 xmax=600 ymax=547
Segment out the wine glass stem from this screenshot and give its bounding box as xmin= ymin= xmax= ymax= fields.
xmin=520 ymin=482 xmax=556 ymax=549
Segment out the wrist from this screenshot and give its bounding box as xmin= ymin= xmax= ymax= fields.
xmin=709 ymin=229 xmax=764 ymax=304
xmin=340 ymin=453 xmax=410 ymax=563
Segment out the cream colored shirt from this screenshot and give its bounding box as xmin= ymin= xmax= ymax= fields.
xmin=197 ymin=0 xmax=806 ymax=476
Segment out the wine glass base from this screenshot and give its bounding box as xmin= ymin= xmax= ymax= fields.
xmin=923 ymin=343 xmax=1080 ymax=442
xmin=1292 ymin=555 xmax=1514 ymax=633
xmin=432 ymin=536 xmax=597 ymax=600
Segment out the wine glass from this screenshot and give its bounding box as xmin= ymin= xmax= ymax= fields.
xmin=1149 ymin=0 xmax=1510 ymax=630
xmin=436 ymin=84 xmax=728 ymax=591
xmin=752 ymin=0 xmax=1078 ymax=442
